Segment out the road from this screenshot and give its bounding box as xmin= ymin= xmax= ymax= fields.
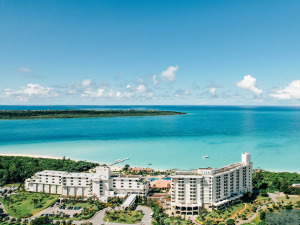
xmin=59 ymin=206 xmax=152 ymax=225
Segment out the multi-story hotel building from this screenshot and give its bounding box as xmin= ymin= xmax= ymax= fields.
xmin=25 ymin=166 xmax=149 ymax=202
xmin=171 ymin=153 xmax=253 ymax=215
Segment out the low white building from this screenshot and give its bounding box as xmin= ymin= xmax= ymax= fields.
xmin=25 ymin=166 xmax=149 ymax=202
xmin=171 ymin=153 xmax=253 ymax=215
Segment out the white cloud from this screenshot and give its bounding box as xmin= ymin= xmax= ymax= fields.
xmin=135 ymin=84 xmax=147 ymax=93
xmin=139 ymin=78 xmax=144 ymax=83
xmin=161 ymin=65 xmax=179 ymax=81
xmin=68 ymin=90 xmax=76 ymax=94
xmin=81 ymin=89 xmax=133 ymax=100
xmin=1 ymin=83 xmax=58 ymax=101
xmin=235 ymin=75 xmax=263 ymax=97
xmin=269 ymin=80 xmax=300 ymax=100
xmin=127 ymin=85 xmax=131 ymax=89
xmin=184 ymin=89 xmax=190 ymax=95
xmin=82 ymin=79 xmax=91 ymax=87
xmin=153 ymin=75 xmax=159 ymax=86
xmin=209 ymin=87 xmax=216 ymax=96
xmin=174 ymin=88 xmax=191 ymax=98
xmin=18 ymin=67 xmax=32 ymax=72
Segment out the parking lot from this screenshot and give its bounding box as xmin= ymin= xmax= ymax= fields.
xmin=33 ymin=204 xmax=83 ymax=218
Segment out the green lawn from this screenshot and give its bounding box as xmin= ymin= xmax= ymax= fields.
xmin=164 ymin=218 xmax=190 ymax=225
xmin=104 ymin=210 xmax=143 ymax=224
xmin=0 ymin=192 xmax=59 ymax=218
xmin=203 ymin=203 xmax=245 ymax=220
xmin=276 ymin=196 xmax=300 ymax=203
xmin=3 ymin=183 xmax=20 ymax=188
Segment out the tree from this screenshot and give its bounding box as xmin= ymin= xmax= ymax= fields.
xmin=123 ymin=164 xmax=130 ymax=172
xmin=55 ymin=221 xmax=60 ymax=225
xmin=31 ymin=198 xmax=39 ymax=208
xmin=285 ymin=194 xmax=289 ymax=199
xmin=31 ymin=217 xmax=53 ymax=225
xmin=260 ymin=211 xmax=265 ymax=220
xmin=203 ymin=220 xmax=215 ymax=225
xmin=259 ymin=189 xmax=268 ymax=197
xmin=226 ymin=219 xmax=235 ymax=225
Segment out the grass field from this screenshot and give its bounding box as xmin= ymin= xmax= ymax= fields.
xmin=0 ymin=192 xmax=59 ymax=218
xmin=3 ymin=183 xmax=20 ymax=188
xmin=104 ymin=210 xmax=143 ymax=224
xmin=64 ymin=202 xmax=98 ymax=210
xmin=276 ymin=196 xmax=300 ymax=203
xmin=203 ymin=203 xmax=245 ymax=220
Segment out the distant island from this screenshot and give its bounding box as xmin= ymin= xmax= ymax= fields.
xmin=0 ymin=109 xmax=186 ymax=120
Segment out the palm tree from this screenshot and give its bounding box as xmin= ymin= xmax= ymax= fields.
xmin=31 ymin=198 xmax=39 ymax=208
xmin=116 ymin=202 xmax=121 ymax=211
xmin=111 ymin=204 xmax=116 ymax=211
xmin=105 ymin=210 xmax=110 ymax=216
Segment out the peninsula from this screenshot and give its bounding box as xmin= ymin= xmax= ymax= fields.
xmin=0 ymin=109 xmax=186 ymax=120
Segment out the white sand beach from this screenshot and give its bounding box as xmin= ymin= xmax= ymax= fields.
xmin=0 ymin=153 xmax=63 ymax=160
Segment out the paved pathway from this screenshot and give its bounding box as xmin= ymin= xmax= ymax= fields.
xmin=56 ymin=206 xmax=152 ymax=225
xmin=268 ymin=192 xmax=284 ymax=203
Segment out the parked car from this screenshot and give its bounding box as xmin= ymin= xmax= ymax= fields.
xmin=73 ymin=213 xmax=77 ymax=217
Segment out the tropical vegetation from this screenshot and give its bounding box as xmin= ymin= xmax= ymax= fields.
xmin=0 ymin=109 xmax=185 ymax=120
xmin=0 ymin=156 xmax=99 ymax=186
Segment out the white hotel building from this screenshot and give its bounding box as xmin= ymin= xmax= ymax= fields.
xmin=25 ymin=166 xmax=149 ymax=202
xmin=171 ymin=153 xmax=253 ymax=215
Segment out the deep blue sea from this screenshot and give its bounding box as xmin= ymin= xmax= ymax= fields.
xmin=1 ymin=105 xmax=300 ymax=172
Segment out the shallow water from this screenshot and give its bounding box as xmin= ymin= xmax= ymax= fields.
xmin=1 ymin=105 xmax=300 ymax=172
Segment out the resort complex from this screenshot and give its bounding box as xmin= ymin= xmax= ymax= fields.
xmin=25 ymin=166 xmax=150 ymax=202
xmin=171 ymin=153 xmax=253 ymax=215
xmin=25 ymin=153 xmax=253 ymax=214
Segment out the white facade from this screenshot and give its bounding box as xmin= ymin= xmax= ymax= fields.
xmin=25 ymin=166 xmax=149 ymax=201
xmin=171 ymin=153 xmax=253 ymax=215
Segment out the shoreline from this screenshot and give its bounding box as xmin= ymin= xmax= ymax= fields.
xmin=0 ymin=153 xmax=299 ymax=173
xmin=0 ymin=153 xmax=64 ymax=160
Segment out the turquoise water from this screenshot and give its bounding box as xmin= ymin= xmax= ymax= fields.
xmin=1 ymin=105 xmax=300 ymax=172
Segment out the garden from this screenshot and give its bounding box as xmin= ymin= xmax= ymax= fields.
xmin=103 ymin=209 xmax=143 ymax=224
xmin=0 ymin=192 xmax=59 ymax=218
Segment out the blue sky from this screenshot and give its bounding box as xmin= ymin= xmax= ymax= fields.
xmin=1 ymin=0 xmax=300 ymax=105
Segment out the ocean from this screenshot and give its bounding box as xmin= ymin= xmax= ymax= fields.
xmin=0 ymin=105 xmax=300 ymax=172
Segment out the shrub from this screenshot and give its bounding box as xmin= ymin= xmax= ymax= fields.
xmin=260 ymin=211 xmax=265 ymax=220
xmin=226 ymin=219 xmax=235 ymax=225
xmin=285 ymin=205 xmax=293 ymax=209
